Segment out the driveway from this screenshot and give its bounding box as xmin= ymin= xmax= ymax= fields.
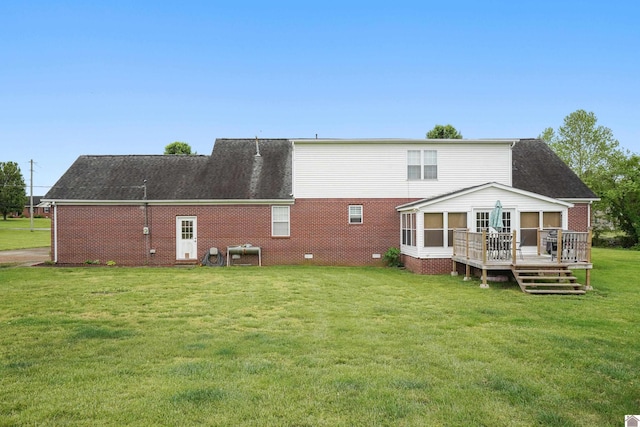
xmin=0 ymin=247 xmax=50 ymax=266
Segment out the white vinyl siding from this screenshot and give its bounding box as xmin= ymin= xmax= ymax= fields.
xmin=293 ymin=141 xmax=512 ymax=198
xmin=271 ymin=206 xmax=290 ymax=237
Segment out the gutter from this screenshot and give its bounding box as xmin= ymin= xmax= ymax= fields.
xmin=41 ymin=198 xmax=296 ymax=206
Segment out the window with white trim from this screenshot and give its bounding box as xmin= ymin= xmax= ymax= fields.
xmin=476 ymin=211 xmax=511 ymax=232
xmin=407 ymin=150 xmax=438 ymax=180
xmin=448 ymin=212 xmax=467 ymax=247
xmin=348 ymin=205 xmax=363 ymax=224
xmin=272 ymin=206 xmax=290 ymax=237
xmin=401 ymin=212 xmax=416 ymax=246
xmin=424 ymin=213 xmax=444 ymax=247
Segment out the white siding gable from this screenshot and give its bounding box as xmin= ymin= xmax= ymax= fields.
xmin=292 ymin=139 xmax=513 ymax=198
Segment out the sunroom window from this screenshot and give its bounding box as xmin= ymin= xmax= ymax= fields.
xmin=424 ymin=213 xmax=444 ymax=247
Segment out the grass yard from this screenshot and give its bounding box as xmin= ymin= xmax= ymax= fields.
xmin=0 ymin=218 xmax=51 ymax=250
xmin=0 ymin=248 xmax=638 ymax=426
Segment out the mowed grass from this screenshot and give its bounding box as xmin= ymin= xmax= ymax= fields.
xmin=0 ymin=218 xmax=51 ymax=250
xmin=1 ymin=248 xmax=638 ymax=426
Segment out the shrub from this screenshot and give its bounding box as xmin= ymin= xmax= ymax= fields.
xmin=383 ymin=247 xmax=401 ymax=267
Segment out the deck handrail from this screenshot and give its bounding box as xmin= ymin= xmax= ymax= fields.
xmin=453 ymin=228 xmax=592 ymax=264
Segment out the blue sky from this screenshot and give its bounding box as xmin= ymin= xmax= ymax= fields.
xmin=2 ymin=1 xmax=639 ymax=191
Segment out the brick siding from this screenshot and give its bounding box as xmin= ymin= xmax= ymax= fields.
xmin=402 ymin=255 xmax=452 ymax=275
xmin=52 ymin=198 xmax=413 ymax=266
xmin=567 ymin=203 xmax=590 ymax=232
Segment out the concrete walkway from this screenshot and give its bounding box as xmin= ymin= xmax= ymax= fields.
xmin=0 ymin=247 xmax=50 ymax=266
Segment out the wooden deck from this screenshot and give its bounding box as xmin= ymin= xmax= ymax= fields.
xmin=451 ymin=229 xmax=593 ymax=293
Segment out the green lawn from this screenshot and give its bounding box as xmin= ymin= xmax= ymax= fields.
xmin=1 ymin=248 xmax=638 ymax=426
xmin=0 ymin=217 xmax=51 ymax=250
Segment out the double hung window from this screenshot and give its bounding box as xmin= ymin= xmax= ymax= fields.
xmin=272 ymin=206 xmax=290 ymax=237
xmin=407 ymin=150 xmax=438 ymax=180
xmin=349 ymin=205 xmax=363 ymax=224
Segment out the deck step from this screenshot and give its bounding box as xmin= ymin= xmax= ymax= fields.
xmin=522 ymin=282 xmax=581 ymax=287
xmin=512 ymin=265 xmax=585 ymax=295
xmin=525 ymin=289 xmax=586 ymax=294
xmin=518 ymin=276 xmax=577 ymax=282
xmin=515 ymin=269 xmax=575 ymax=274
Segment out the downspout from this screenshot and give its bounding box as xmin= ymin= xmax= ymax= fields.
xmin=52 ymin=202 xmax=58 ymax=263
xmin=143 ymin=180 xmax=150 ymax=265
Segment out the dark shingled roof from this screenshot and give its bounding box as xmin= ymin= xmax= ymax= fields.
xmin=45 ymin=139 xmax=292 ymax=200
xmin=512 ymin=139 xmax=598 ymax=199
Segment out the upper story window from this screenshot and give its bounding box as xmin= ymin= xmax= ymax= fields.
xmin=407 ymin=150 xmax=438 ymax=180
xmin=349 ymin=205 xmax=363 ymax=224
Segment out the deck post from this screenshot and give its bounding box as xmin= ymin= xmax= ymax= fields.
xmin=451 ymin=259 xmax=458 ymax=276
xmin=557 ymin=229 xmax=563 ymax=264
xmin=464 ymin=263 xmax=471 ymax=281
xmin=585 ymin=228 xmax=593 ymax=290
xmin=465 ymin=230 xmax=470 ymax=261
xmin=512 ymin=230 xmax=517 ymax=265
xmin=482 ymin=230 xmax=487 ymax=263
xmin=463 ymin=230 xmax=472 ymax=281
xmin=537 ymin=229 xmax=541 ymax=256
xmin=480 ymin=268 xmax=489 ymax=288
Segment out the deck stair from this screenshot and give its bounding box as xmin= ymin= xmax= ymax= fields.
xmin=512 ymin=264 xmax=585 ymax=295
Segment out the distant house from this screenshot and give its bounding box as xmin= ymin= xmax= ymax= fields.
xmin=18 ymin=196 xmax=51 ymax=218
xmin=44 ymin=138 xmax=598 ymax=279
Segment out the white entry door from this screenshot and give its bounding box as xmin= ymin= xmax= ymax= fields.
xmin=176 ymin=216 xmax=197 ymax=260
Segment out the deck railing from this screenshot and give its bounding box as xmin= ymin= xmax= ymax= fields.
xmin=540 ymin=229 xmax=591 ymax=263
xmin=453 ymin=229 xmax=592 ymax=265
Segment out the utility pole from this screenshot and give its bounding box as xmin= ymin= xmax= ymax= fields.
xmin=30 ymin=159 xmax=34 ymax=232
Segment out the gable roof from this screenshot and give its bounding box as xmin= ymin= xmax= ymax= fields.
xmin=44 ymin=139 xmax=292 ymax=201
xmin=396 ymin=182 xmax=574 ymax=211
xmin=512 ymin=139 xmax=598 ymax=200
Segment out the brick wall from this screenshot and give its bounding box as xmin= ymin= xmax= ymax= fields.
xmin=567 ymin=203 xmax=590 ymax=232
xmin=52 ymin=198 xmax=413 ymax=266
xmin=402 ymin=255 xmax=452 ymax=275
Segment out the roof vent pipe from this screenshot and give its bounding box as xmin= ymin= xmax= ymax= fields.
xmin=255 ymin=136 xmax=261 ymax=157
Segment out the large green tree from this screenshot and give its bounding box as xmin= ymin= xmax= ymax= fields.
xmin=0 ymin=162 xmax=27 ymax=220
xmin=601 ymin=154 xmax=640 ymax=246
xmin=164 ymin=141 xmax=193 ymax=155
xmin=540 ymin=109 xmax=638 ymax=245
xmin=426 ymin=124 xmax=463 ymax=139
xmin=539 ymin=110 xmax=624 ymax=187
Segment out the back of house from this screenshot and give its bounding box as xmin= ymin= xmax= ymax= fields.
xmin=43 ymin=137 xmax=597 ymax=272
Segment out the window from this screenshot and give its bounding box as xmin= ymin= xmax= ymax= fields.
xmin=448 ymin=212 xmax=467 ymax=247
xmin=423 ymin=150 xmax=438 ymax=179
xmin=520 ymin=212 xmax=539 ymax=246
xmin=476 ymin=212 xmax=490 ymax=232
xmin=401 ymin=212 xmax=416 ymax=246
xmin=424 ymin=213 xmax=444 ymax=247
xmin=272 ymin=206 xmax=290 ymax=237
xmin=543 ymin=212 xmax=561 ymax=228
xmin=181 ymin=219 xmax=194 ymax=240
xmin=349 ymin=205 xmax=363 ymax=224
xmin=407 ymin=150 xmax=437 ymax=180
xmin=407 ymin=150 xmax=421 ymax=180
xmin=476 ymin=211 xmax=511 ymax=232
